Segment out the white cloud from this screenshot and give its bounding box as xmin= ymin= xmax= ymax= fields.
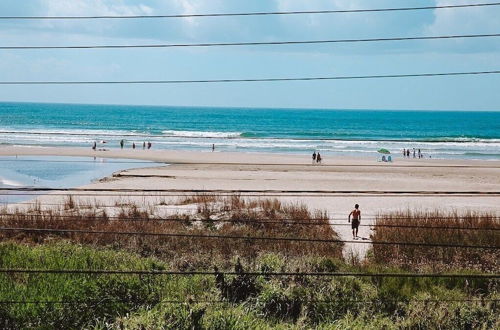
xmin=426 ymin=0 xmax=500 ymax=34
xmin=43 ymin=0 xmax=153 ymax=16
xmin=423 ymin=0 xmax=500 ymax=52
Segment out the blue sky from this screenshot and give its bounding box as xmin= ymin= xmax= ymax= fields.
xmin=0 ymin=0 xmax=499 ymax=110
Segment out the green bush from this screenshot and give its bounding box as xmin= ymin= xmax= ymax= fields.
xmin=0 ymin=242 xmax=165 ymax=328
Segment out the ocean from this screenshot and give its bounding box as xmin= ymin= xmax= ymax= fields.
xmin=1 ymin=102 xmax=499 ymax=160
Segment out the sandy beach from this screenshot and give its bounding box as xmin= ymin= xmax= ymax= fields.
xmin=2 ymin=145 xmax=499 ymax=257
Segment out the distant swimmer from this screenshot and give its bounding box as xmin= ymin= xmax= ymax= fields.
xmin=312 ymin=151 xmax=316 ymax=164
xmin=348 ymin=204 xmax=361 ymax=239
xmin=120 ymin=139 xmax=124 ymax=149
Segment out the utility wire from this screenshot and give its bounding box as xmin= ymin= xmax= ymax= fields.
xmin=0 ymin=299 xmax=497 ymax=305
xmin=4 ymin=192 xmax=499 ymax=197
xmin=2 ymin=212 xmax=497 ymax=222
xmin=2 ymin=213 xmax=498 ymax=231
xmin=0 ymin=3 xmax=498 ymax=20
xmin=0 ymin=158 xmax=496 ymax=170
xmin=1 ymin=71 xmax=498 ymax=85
xmin=3 ymin=187 xmax=500 ymax=194
xmin=2 ymin=33 xmax=499 ymax=50
xmin=0 ymin=269 xmax=497 ymax=278
xmin=0 ymin=227 xmax=498 ymax=249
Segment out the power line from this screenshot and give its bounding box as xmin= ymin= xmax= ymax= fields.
xmin=0 ymin=299 xmax=496 ymax=305
xmin=0 ymin=158 xmax=496 ymax=170
xmin=0 ymin=227 xmax=498 ymax=249
xmin=3 ymin=187 xmax=500 ymax=194
xmin=2 ymin=33 xmax=499 ymax=50
xmin=0 ymin=269 xmax=497 ymax=278
xmin=1 ymin=3 xmax=498 ymax=20
xmin=2 ymin=208 xmax=498 ymax=222
xmin=1 ymin=71 xmax=498 ymax=85
xmin=4 ymin=192 xmax=499 ymax=197
xmin=2 ymin=213 xmax=498 ymax=231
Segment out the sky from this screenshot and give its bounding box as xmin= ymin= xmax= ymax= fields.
xmin=0 ymin=0 xmax=499 ymax=110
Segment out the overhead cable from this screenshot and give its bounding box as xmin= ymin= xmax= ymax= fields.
xmin=1 ymin=33 xmax=499 ymax=50
xmin=1 ymin=71 xmax=498 ymax=85
xmin=0 ymin=227 xmax=498 ymax=249
xmin=0 ymin=3 xmax=498 ymax=20
xmin=1 ymin=213 xmax=498 ymax=231
xmin=0 ymin=268 xmax=498 ymax=278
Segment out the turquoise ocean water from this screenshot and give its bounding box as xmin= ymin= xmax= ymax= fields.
xmin=0 ymin=102 xmax=499 ymax=160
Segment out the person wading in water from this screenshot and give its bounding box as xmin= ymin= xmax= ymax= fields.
xmin=348 ymin=204 xmax=361 ymax=239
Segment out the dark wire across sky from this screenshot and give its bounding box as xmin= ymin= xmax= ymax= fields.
xmin=0 ymin=70 xmax=499 ymax=85
xmin=0 ymin=2 xmax=498 ymax=19
xmin=1 ymin=33 xmax=498 ymax=50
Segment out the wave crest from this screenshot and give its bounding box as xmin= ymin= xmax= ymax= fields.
xmin=161 ymin=130 xmax=242 ymax=138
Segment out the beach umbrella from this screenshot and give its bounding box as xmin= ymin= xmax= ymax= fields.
xmin=377 ymin=148 xmax=390 ymax=154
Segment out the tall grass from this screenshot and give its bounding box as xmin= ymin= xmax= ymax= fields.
xmin=0 ymin=194 xmax=342 ymax=268
xmin=0 ymin=242 xmax=166 ymax=328
xmin=1 ymin=242 xmax=497 ymax=329
xmin=371 ymin=210 xmax=499 ymax=271
xmin=1 ymin=202 xmax=498 ymax=327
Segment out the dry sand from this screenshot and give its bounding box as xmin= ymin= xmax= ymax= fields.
xmin=2 ymin=146 xmax=499 ymax=257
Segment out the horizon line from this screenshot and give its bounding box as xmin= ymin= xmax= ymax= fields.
xmin=1 ymin=100 xmax=499 ymax=112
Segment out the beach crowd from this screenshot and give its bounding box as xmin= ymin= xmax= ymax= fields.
xmin=402 ymin=148 xmax=427 ymax=159
xmin=92 ymin=140 xmax=153 ymax=151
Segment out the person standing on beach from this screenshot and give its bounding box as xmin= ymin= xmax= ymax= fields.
xmin=212 ymin=144 xmax=215 ymax=152
xmin=312 ymin=151 xmax=316 ymax=164
xmin=316 ymin=152 xmax=322 ymax=164
xmin=413 ymin=148 xmax=416 ymax=158
xmin=147 ymin=141 xmax=152 ymax=149
xmin=403 ymin=149 xmax=406 ymax=158
xmin=120 ymin=139 xmax=124 ymax=149
xmin=418 ymin=149 xmax=422 ymax=159
xmin=143 ymin=142 xmax=146 ymax=149
xmin=92 ymin=141 xmax=96 ymax=151
xmin=132 ymin=142 xmax=136 ymax=149
xmin=406 ymin=149 xmax=410 ymax=158
xmin=348 ymin=204 xmax=361 ymax=239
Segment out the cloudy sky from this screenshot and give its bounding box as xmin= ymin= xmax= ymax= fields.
xmin=0 ymin=0 xmax=498 ymax=109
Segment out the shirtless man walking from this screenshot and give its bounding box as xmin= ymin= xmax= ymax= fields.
xmin=348 ymin=204 xmax=361 ymax=239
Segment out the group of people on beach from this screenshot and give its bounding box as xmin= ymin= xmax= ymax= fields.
xmin=403 ymin=148 xmax=426 ymax=159
xmin=92 ymin=140 xmax=152 ymax=150
xmin=130 ymin=141 xmax=152 ymax=150
xmin=311 ymin=151 xmax=322 ymax=164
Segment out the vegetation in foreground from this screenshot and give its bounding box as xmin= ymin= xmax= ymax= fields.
xmin=0 ymin=195 xmax=342 ymax=268
xmin=372 ymin=210 xmax=499 ymax=272
xmin=0 ymin=242 xmax=498 ymax=329
xmin=0 ymin=195 xmax=498 ymax=328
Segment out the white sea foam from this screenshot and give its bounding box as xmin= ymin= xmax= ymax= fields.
xmin=0 ymin=177 xmax=23 ymax=187
xmin=0 ymin=128 xmax=150 ymax=138
xmin=1 ymin=127 xmax=499 ymax=160
xmin=161 ymin=130 xmax=242 ymax=138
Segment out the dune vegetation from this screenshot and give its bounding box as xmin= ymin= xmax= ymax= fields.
xmin=0 ymin=195 xmax=498 ymax=329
